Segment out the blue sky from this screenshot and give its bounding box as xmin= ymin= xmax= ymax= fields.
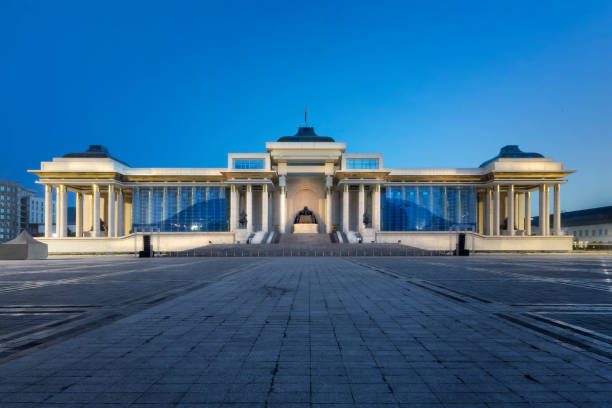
xmin=1 ymin=1 xmax=611 ymax=211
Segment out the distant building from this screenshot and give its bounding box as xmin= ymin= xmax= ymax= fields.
xmin=0 ymin=180 xmax=46 ymax=242
xmin=534 ymin=206 xmax=612 ymax=243
xmin=22 ymin=192 xmax=45 ymax=236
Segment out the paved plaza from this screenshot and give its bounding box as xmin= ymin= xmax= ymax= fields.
xmin=0 ymin=255 xmax=611 ymax=407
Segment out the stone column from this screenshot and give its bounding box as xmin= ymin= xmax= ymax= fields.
xmin=279 ymin=176 xmax=287 ymax=234
xmin=539 ymin=185 xmax=546 ymax=236
xmin=553 ymin=184 xmax=561 ymax=235
xmin=54 ymin=186 xmax=61 ymax=237
xmin=261 ymin=184 xmax=269 ymax=233
xmin=108 ymin=185 xmax=115 ymax=237
xmin=373 ymin=185 xmax=381 ymax=231
xmin=517 ymin=193 xmax=525 ymax=232
xmin=343 ymin=184 xmax=349 ymax=234
xmin=93 ymin=184 xmax=100 ymax=237
xmin=44 ymin=185 xmax=52 ymax=238
xmin=56 ymin=185 xmax=67 ymax=238
xmin=508 ymin=185 xmax=514 ymax=236
xmin=230 ymin=185 xmax=238 ymax=232
xmin=358 ymin=184 xmax=365 ymax=232
xmin=117 ymin=189 xmax=124 ymax=236
xmin=62 ymin=186 xmax=67 ymax=237
xmin=246 ymin=185 xmax=253 ymax=233
xmin=280 ymin=187 xmax=287 ymax=234
xmin=325 ymin=176 xmax=333 ymax=234
xmin=75 ymin=192 xmax=83 ymax=237
xmin=525 ymin=191 xmax=531 ymax=236
xmin=493 ymin=184 xmax=500 ymax=236
xmin=485 ymin=188 xmax=492 ymax=235
xmin=325 ymin=187 xmax=332 ymax=233
xmin=544 ymin=185 xmax=550 ymax=236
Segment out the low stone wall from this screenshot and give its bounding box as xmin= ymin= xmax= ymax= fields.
xmin=468 ymin=234 xmax=573 ymax=252
xmin=375 ymin=232 xmax=459 ymax=251
xmin=37 ymin=232 xmax=235 ymax=254
xmin=376 ymin=231 xmax=573 ymax=252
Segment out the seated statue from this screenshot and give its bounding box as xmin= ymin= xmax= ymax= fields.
xmin=294 ymin=206 xmax=317 ymax=224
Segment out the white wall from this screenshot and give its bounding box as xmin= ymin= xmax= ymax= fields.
xmin=37 ymin=232 xmax=235 ymax=254
xmin=376 ymin=231 xmax=573 ymax=252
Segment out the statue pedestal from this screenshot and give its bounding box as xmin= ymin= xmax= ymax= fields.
xmin=293 ymin=224 xmax=318 ymax=234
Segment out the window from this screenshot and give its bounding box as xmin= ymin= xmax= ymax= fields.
xmin=132 ymin=186 xmax=229 ymax=232
xmin=382 ymin=186 xmax=477 ymax=231
xmin=346 ymin=158 xmax=379 ymax=169
xmin=232 ymin=158 xmax=265 ymax=169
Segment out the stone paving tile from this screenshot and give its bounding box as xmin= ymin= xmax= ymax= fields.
xmin=0 ymin=256 xmax=611 ymax=407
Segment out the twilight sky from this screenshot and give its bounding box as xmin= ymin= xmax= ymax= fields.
xmin=1 ymin=1 xmax=611 ymax=211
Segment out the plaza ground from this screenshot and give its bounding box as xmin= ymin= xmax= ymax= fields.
xmin=0 ymin=255 xmax=611 ymax=407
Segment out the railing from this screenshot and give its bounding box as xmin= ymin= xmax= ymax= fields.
xmin=166 ymin=246 xmax=452 ymax=257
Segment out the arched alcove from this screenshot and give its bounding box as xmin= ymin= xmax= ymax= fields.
xmin=286 ymin=177 xmax=326 ymax=233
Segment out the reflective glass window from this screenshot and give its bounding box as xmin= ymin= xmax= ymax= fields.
xmin=346 ymin=158 xmax=379 ymax=169
xmin=381 ymin=186 xmax=477 ymax=231
xmin=233 ymin=159 xmax=265 ymax=169
xmin=132 ymin=186 xmax=229 ymax=232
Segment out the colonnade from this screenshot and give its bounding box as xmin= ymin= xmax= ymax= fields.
xmin=44 ymin=183 xmax=124 ymax=238
xmin=341 ymin=183 xmax=381 ymax=235
xmin=484 ymin=183 xmax=562 ymax=236
xmin=229 ymin=183 xmax=270 ymax=234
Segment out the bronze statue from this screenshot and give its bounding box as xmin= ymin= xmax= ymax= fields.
xmin=294 ymin=206 xmax=317 ymax=224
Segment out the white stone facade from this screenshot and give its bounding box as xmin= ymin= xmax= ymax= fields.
xmin=29 ymin=129 xmax=575 ymax=253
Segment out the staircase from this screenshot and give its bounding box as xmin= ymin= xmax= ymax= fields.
xmin=279 ymin=233 xmax=331 ymax=246
xmin=169 ymin=233 xmax=450 ymax=257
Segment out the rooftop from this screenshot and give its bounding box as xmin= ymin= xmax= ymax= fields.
xmin=480 ymin=145 xmax=544 ymax=168
xmin=63 ymin=145 xmax=130 ymax=166
xmin=277 ymin=127 xmax=335 ymax=143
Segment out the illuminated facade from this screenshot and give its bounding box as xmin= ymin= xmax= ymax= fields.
xmin=29 ymin=126 xmax=574 ymax=252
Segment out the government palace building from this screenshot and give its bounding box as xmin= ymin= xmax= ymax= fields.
xmin=30 ymin=126 xmax=574 ymax=253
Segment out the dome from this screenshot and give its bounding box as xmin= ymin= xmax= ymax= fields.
xmin=277 ymin=127 xmax=335 ymax=142
xmin=479 ymin=145 xmax=544 ymax=168
xmin=63 ymin=145 xmax=129 ymax=166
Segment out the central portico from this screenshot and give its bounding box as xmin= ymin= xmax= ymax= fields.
xmin=227 ymin=126 xmax=381 ymax=240
xmin=267 ymin=126 xmax=345 ymax=235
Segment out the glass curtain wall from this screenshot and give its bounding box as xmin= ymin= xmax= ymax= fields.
xmin=382 ymin=186 xmax=477 ymax=231
xmin=132 ymin=187 xmax=229 ymax=232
